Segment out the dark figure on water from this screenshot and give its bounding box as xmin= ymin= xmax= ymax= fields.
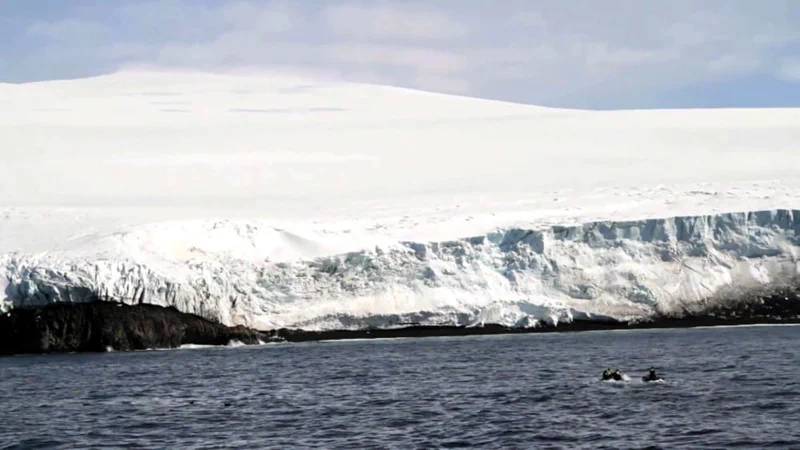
xmin=602 ymin=368 xmax=623 ymax=381
xmin=642 ymin=367 xmax=662 ymax=382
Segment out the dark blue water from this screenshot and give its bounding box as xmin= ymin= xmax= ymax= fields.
xmin=1 ymin=325 xmax=799 ymax=449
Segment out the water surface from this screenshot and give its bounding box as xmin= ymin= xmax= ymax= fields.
xmin=1 ymin=325 xmax=799 ymax=449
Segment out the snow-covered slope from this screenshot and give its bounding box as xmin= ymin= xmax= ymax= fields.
xmin=2 ymin=71 xmax=799 ymax=329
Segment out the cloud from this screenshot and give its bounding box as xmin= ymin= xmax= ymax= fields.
xmin=512 ymin=11 xmax=545 ymax=28
xmin=5 ymin=0 xmax=800 ymax=108
xmin=27 ymin=18 xmax=110 ymax=40
xmin=327 ymin=43 xmax=468 ymax=72
xmin=218 ymin=1 xmax=294 ymax=33
xmin=114 ymin=0 xmax=294 ymax=41
xmin=776 ymin=60 xmax=800 ymax=81
xmin=706 ymin=54 xmax=763 ymax=76
xmin=575 ymin=42 xmax=680 ymax=68
xmin=322 ymin=3 xmax=468 ymax=41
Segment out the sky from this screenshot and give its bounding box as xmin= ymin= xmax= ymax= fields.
xmin=1 ymin=0 xmax=799 ymax=109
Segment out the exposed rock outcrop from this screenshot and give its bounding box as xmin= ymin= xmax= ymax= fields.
xmin=0 ymin=301 xmax=271 ymax=355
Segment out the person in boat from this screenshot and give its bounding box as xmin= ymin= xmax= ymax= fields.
xmin=602 ymin=368 xmax=612 ymax=380
xmin=642 ymin=367 xmax=662 ymax=382
xmin=611 ymin=369 xmax=623 ymax=381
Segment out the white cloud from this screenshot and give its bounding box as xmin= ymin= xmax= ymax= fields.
xmin=8 ymin=0 xmax=800 ymax=108
xmin=116 ymin=0 xmax=294 ymax=39
xmin=575 ymin=42 xmax=680 ymax=68
xmin=513 ymin=11 xmax=545 ymax=28
xmin=776 ymin=60 xmax=800 ymax=82
xmin=27 ymin=18 xmax=110 ymax=40
xmin=218 ymin=1 xmax=294 ymax=34
xmin=322 ymin=3 xmax=468 ymax=40
xmin=327 ymin=43 xmax=468 ymax=72
xmin=706 ymin=54 xmax=763 ymax=76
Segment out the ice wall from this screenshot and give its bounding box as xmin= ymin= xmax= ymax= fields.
xmin=2 ymin=210 xmax=799 ymax=330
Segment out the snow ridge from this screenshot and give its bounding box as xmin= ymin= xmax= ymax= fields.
xmin=2 ymin=209 xmax=799 ymax=331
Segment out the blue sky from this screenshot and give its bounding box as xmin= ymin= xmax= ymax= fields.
xmin=1 ymin=0 xmax=799 ymax=109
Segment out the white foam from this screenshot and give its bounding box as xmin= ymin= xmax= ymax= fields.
xmin=178 ymin=344 xmax=217 ymax=350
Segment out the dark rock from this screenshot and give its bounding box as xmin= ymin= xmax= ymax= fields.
xmin=0 ymin=301 xmax=269 ymax=355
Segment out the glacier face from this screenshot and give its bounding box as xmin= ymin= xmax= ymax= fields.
xmin=3 ymin=209 xmax=799 ymax=331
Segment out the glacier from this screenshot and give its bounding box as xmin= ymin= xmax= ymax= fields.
xmin=3 ymin=210 xmax=799 ymax=330
xmin=1 ymin=70 xmax=800 ymax=331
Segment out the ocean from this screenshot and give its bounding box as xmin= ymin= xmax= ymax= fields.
xmin=1 ymin=325 xmax=799 ymax=449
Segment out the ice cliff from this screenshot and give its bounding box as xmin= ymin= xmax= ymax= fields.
xmin=3 ymin=209 xmax=798 ymax=330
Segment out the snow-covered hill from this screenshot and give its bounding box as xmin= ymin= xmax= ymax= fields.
xmin=2 ymin=71 xmax=799 ymax=329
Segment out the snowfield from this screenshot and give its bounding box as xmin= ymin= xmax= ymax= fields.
xmin=2 ymin=70 xmax=799 ymax=329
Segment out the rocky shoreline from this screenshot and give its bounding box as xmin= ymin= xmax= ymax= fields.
xmin=268 ymin=284 xmax=800 ymax=342
xmin=268 ymin=316 xmax=800 ymax=343
xmin=2 ymin=285 xmax=799 ymax=355
xmin=0 ymin=302 xmax=271 ymax=356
